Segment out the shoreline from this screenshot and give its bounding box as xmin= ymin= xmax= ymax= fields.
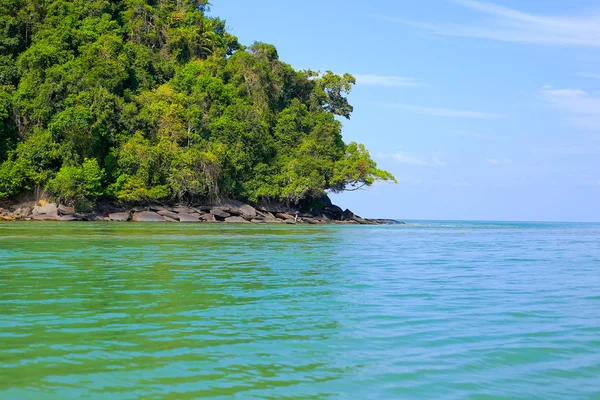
xmin=0 ymin=199 xmax=402 ymax=225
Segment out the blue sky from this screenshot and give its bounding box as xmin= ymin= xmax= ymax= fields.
xmin=212 ymin=0 xmax=600 ymax=222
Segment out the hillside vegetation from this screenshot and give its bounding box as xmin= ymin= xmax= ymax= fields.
xmin=0 ymin=0 xmax=395 ymax=210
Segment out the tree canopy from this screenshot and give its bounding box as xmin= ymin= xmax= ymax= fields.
xmin=0 ymin=0 xmax=396 ymax=208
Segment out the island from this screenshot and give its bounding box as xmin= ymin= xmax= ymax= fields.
xmin=0 ymin=1 xmax=397 ymax=223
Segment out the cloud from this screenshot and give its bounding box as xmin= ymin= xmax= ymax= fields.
xmin=354 ymin=74 xmax=422 ymax=87
xmin=378 ymin=151 xmax=446 ymax=167
xmin=383 ymin=103 xmax=502 ymax=119
xmin=376 ymin=0 xmax=600 ymax=47
xmin=486 ymin=157 xmax=512 ymax=165
xmin=539 ymin=86 xmax=600 ymax=129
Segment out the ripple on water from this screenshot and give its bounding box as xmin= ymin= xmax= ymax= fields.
xmin=1 ymin=221 xmax=599 ymax=399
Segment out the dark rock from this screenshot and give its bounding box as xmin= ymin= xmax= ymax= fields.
xmin=132 ymin=211 xmax=165 ymax=222
xmin=178 ymin=213 xmax=200 ymax=222
xmin=224 ymin=216 xmax=250 ymax=223
xmin=157 ymin=210 xmax=180 ymax=220
xmin=256 ymin=201 xmax=298 ymax=214
xmin=58 ymin=215 xmax=80 ymax=221
xmin=108 ymin=212 xmax=130 ymax=222
xmin=210 ymin=209 xmax=231 ymax=219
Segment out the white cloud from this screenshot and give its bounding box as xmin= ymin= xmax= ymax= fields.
xmin=377 ymin=0 xmax=600 ymax=47
xmin=378 ymin=151 xmax=446 ymax=167
xmin=354 ymin=75 xmax=422 ymax=87
xmin=539 ymin=86 xmax=600 ymax=129
xmin=384 ymin=103 xmax=502 ymax=119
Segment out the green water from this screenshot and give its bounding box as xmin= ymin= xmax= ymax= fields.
xmin=1 ymin=222 xmax=600 ymax=399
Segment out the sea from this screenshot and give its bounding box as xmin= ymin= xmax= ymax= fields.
xmin=1 ymin=221 xmax=599 ymax=399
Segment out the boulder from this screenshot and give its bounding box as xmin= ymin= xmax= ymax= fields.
xmin=178 ymin=213 xmax=200 ymax=222
xmin=31 ymin=214 xmax=59 ymax=221
xmin=157 ymin=210 xmax=180 ymax=220
xmin=276 ymin=212 xmax=296 ymax=220
xmin=224 ymin=216 xmax=250 ymax=223
xmin=15 ymin=207 xmax=32 ymax=218
xmin=149 ymin=205 xmax=172 ymax=212
xmin=238 ymin=204 xmax=257 ymax=219
xmin=163 ymin=215 xmax=178 ymax=222
xmin=210 ymin=209 xmax=231 ymax=219
xmin=58 ymin=215 xmax=80 ymax=221
xmin=32 ymin=203 xmax=58 ymax=216
xmin=200 ymin=213 xmax=217 ymax=222
xmin=285 ymin=219 xmax=297 ymax=224
xmin=58 ymin=204 xmax=75 ymax=215
xmin=109 ymin=212 xmax=130 ymax=222
xmin=132 ymin=211 xmax=165 ymax=222
xmin=174 ymin=206 xmax=196 ymax=214
xmin=251 ymin=218 xmax=267 ymax=223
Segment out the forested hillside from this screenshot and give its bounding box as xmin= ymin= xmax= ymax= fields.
xmin=0 ymin=0 xmax=395 ymax=210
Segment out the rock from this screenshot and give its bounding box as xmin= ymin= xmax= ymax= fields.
xmin=163 ymin=216 xmax=178 ymax=222
xmin=149 ymin=205 xmax=171 ymax=212
xmin=178 ymin=213 xmax=200 ymax=222
xmin=285 ymin=219 xmax=297 ymax=224
xmin=276 ymin=212 xmax=296 ymax=220
xmin=132 ymin=211 xmax=165 ymax=222
xmin=302 ymin=217 xmax=321 ymax=224
xmin=238 ymin=204 xmax=257 ymax=219
xmin=31 ymin=214 xmax=59 ymax=221
xmin=58 ymin=204 xmax=75 ymax=215
xmin=224 ymin=216 xmax=250 ymax=223
xmin=157 ymin=210 xmax=180 ymax=220
xmin=58 ymin=215 xmax=80 ymax=221
xmin=174 ymin=206 xmax=196 ymax=214
xmin=251 ymin=218 xmax=267 ymax=223
xmin=32 ymin=203 xmax=58 ymax=216
xmin=109 ymin=212 xmax=130 ymax=222
xmin=15 ymin=207 xmax=32 ymax=218
xmin=210 ymin=209 xmax=231 ymax=219
xmin=200 ymin=213 xmax=217 ymax=222
xmin=256 ymin=201 xmax=298 ymax=214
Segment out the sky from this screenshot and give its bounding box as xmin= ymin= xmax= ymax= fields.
xmin=211 ymin=0 xmax=600 ymax=222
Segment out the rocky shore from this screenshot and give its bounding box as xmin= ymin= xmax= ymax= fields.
xmin=0 ymin=198 xmax=401 ymax=225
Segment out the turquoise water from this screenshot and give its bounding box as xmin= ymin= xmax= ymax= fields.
xmin=1 ymin=221 xmax=599 ymax=399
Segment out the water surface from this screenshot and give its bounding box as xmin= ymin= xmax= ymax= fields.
xmin=1 ymin=221 xmax=599 ymax=399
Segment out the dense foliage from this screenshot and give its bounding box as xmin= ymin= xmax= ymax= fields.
xmin=0 ymin=0 xmax=395 ymax=207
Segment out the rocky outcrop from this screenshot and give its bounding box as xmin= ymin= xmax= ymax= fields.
xmin=0 ymin=196 xmax=404 ymax=225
